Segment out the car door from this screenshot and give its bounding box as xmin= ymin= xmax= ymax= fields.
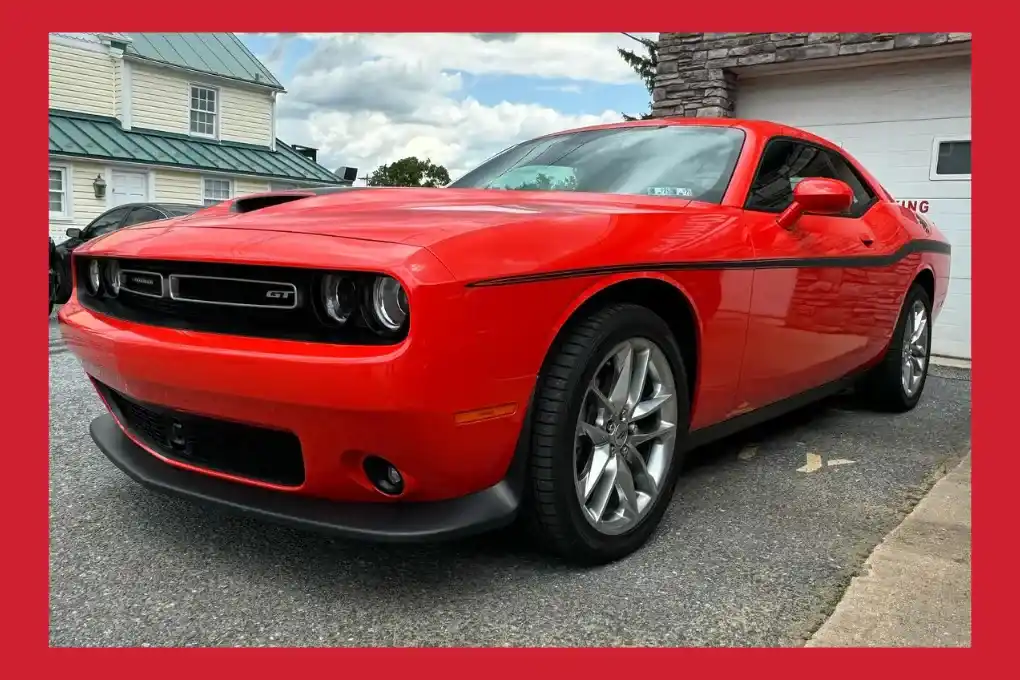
xmin=735 ymin=138 xmax=882 ymax=411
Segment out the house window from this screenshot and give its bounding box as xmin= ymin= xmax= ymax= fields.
xmin=190 ymin=85 xmax=218 ymax=138
xmin=930 ymin=137 xmax=971 ymax=180
xmin=203 ymin=178 xmax=232 ymax=206
xmin=49 ymin=167 xmax=69 ymax=219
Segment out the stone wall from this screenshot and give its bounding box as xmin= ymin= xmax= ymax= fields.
xmin=651 ymin=33 xmax=972 ymax=118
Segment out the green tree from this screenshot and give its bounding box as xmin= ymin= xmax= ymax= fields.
xmin=618 ymin=34 xmax=658 ymax=121
xmin=367 ymin=156 xmax=451 ymax=188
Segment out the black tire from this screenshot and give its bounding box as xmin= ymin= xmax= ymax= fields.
xmin=857 ymin=283 xmax=933 ymax=412
xmin=523 ymin=303 xmax=691 ymax=565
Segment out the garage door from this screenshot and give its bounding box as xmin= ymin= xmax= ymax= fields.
xmin=735 ymin=56 xmax=972 ymax=359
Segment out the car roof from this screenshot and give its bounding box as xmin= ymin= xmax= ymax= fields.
xmin=102 ymin=202 xmax=203 ymax=212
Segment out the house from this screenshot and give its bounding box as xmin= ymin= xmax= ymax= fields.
xmin=651 ymin=33 xmax=972 ymax=360
xmin=48 ymin=32 xmax=346 ymax=242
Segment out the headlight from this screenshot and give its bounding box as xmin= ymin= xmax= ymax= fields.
xmin=104 ymin=260 xmax=121 ymax=296
xmin=370 ymin=276 xmax=409 ymax=332
xmin=321 ymin=274 xmax=357 ymax=324
xmin=87 ymin=260 xmax=101 ymax=295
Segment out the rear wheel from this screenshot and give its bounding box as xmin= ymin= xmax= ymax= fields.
xmin=524 ymin=303 xmax=690 ymax=565
xmin=857 ymin=283 xmax=933 ymax=412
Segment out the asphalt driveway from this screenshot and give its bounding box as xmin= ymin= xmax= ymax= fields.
xmin=48 ymin=319 xmax=971 ymax=647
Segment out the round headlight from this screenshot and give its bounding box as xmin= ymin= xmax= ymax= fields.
xmin=104 ymin=260 xmax=121 ymax=296
xmin=370 ymin=276 xmax=409 ymax=332
xmin=87 ymin=260 xmax=101 ymax=295
xmin=321 ymin=274 xmax=357 ymax=324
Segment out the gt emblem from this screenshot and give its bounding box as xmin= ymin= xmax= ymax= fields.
xmin=266 ymin=290 xmax=294 ymax=300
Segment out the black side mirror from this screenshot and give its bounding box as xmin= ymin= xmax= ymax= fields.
xmin=65 ymin=228 xmax=81 ymax=238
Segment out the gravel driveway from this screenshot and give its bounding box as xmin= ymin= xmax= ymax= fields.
xmin=48 ymin=319 xmax=971 ymax=646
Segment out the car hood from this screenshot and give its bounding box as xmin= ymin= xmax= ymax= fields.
xmin=165 ymin=187 xmax=695 ymax=247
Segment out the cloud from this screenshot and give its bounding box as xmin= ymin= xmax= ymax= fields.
xmin=254 ymin=33 xmax=654 ymax=181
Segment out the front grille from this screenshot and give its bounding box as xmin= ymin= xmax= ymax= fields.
xmin=75 ymin=257 xmax=403 ymax=345
xmin=96 ymin=381 xmax=305 ymax=487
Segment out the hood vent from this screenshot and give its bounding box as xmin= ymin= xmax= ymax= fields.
xmin=230 ymin=192 xmax=316 ymax=214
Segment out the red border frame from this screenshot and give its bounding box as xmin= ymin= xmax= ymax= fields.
xmin=12 ymin=8 xmax=1002 ymax=669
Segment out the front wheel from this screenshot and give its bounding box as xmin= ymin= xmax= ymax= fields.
xmin=857 ymin=283 xmax=933 ymax=412
xmin=523 ymin=303 xmax=690 ymax=565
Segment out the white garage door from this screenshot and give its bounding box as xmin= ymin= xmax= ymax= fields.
xmin=735 ymin=56 xmax=972 ymax=359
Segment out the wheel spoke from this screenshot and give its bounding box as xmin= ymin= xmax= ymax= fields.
xmin=581 ymin=444 xmax=612 ymax=501
xmin=587 ymin=454 xmax=618 ymax=521
xmin=626 ymin=444 xmax=658 ymax=495
xmin=614 ymin=455 xmax=639 ymax=519
xmin=626 ymin=348 xmax=651 ymax=416
xmin=632 ymin=393 xmax=672 ymax=421
xmin=629 ymin=421 xmax=676 ymax=447
xmin=590 ymin=385 xmax=614 ymax=414
xmin=579 ymin=421 xmax=609 ymax=446
xmin=911 ymin=309 xmax=927 ymax=344
xmin=608 ymin=344 xmax=634 ymax=413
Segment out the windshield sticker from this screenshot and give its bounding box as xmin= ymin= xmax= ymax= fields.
xmin=647 ymin=187 xmax=694 ymax=197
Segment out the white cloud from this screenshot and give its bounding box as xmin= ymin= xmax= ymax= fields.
xmin=257 ymin=33 xmax=655 ymax=182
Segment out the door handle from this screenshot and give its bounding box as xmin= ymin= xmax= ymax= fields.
xmin=860 ymin=235 xmax=874 ymax=247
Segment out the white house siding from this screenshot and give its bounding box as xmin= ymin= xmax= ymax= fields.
xmin=129 ymin=62 xmax=273 ymax=145
xmin=48 ymin=41 xmax=116 ymax=117
xmin=221 ymin=88 xmax=274 ymax=147
xmin=48 ymin=160 xmax=109 ymax=240
xmin=235 ymin=178 xmax=271 ymax=197
xmin=153 ymin=169 xmax=202 ymax=204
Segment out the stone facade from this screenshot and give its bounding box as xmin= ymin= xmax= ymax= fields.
xmin=651 ymin=33 xmax=972 ymax=118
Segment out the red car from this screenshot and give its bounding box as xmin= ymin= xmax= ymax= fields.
xmin=58 ymin=119 xmax=951 ymax=564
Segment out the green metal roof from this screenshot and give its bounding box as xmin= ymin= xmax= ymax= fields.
xmin=49 ymin=110 xmax=339 ymax=185
xmin=123 ymin=33 xmax=284 ymax=91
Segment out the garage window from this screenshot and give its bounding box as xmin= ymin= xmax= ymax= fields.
xmin=930 ymin=137 xmax=971 ymax=180
xmin=745 ymin=139 xmax=876 ymax=217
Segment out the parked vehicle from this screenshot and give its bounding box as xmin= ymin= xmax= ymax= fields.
xmin=52 ymin=202 xmax=202 ymax=304
xmin=58 ymin=119 xmax=950 ymax=564
xmin=49 ymin=237 xmax=59 ymax=316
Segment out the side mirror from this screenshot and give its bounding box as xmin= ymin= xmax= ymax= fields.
xmin=776 ymin=178 xmax=854 ymax=230
xmin=65 ymin=227 xmax=81 ymax=238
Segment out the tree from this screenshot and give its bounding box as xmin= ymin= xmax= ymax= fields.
xmin=618 ymin=34 xmax=658 ymax=121
xmin=367 ymin=157 xmax=451 ymax=188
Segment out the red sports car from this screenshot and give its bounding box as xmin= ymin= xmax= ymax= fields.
xmin=58 ymin=119 xmax=951 ymax=564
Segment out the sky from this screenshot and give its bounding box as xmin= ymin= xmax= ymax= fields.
xmin=238 ymin=33 xmax=657 ymax=183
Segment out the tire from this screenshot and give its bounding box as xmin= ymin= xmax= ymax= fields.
xmin=523 ymin=303 xmax=691 ymax=565
xmin=857 ymin=283 xmax=933 ymax=412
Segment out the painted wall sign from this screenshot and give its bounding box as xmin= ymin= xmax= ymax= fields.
xmin=896 ymin=199 xmax=930 ymax=214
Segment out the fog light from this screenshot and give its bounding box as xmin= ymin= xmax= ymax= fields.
xmin=363 ymin=456 xmax=404 ymax=496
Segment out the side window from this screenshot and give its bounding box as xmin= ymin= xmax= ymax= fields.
xmin=746 ymin=140 xmax=834 ymax=212
xmin=122 ymin=206 xmax=165 ymax=227
xmin=746 ymin=139 xmax=874 ymax=216
xmin=83 ymin=207 xmax=130 ymax=239
xmin=824 ymin=150 xmax=877 ymax=211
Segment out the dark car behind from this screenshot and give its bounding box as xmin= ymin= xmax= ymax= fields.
xmin=51 ymin=202 xmax=203 ymax=307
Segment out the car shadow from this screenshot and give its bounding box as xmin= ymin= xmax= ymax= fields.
xmin=113 ymin=389 xmax=874 ymax=594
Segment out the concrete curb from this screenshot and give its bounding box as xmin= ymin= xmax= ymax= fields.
xmin=806 ymin=453 xmax=971 ymax=647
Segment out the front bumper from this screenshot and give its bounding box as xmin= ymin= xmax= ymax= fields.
xmin=89 ymin=414 xmax=521 ymax=542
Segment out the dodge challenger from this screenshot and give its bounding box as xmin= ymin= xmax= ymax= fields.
xmin=58 ymin=119 xmax=951 ymax=564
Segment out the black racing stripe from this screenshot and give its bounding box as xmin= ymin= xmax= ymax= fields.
xmin=466 ymin=239 xmax=951 ymax=288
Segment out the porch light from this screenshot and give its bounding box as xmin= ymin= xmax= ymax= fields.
xmin=93 ymin=175 xmax=107 ymax=200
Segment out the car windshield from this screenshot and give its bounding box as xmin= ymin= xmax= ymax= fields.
xmin=449 ymin=125 xmax=746 ymax=204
